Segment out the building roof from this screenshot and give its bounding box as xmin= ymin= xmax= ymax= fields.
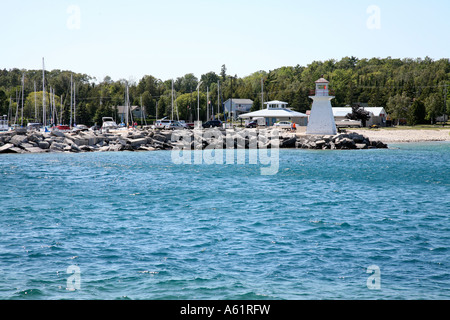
xmin=239 ymin=108 xmax=308 ymax=119
xmin=224 ymin=99 xmax=254 ymax=105
xmin=265 ymin=100 xmax=289 ymax=105
xmin=315 ymin=77 xmax=329 ymax=84
xmin=333 ymin=107 xmax=387 ymax=117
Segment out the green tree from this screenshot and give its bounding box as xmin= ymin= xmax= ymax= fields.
xmin=424 ymin=93 xmax=444 ymax=124
xmin=407 ymin=100 xmax=426 ymax=125
xmin=386 ymin=93 xmax=411 ymax=125
xmin=220 ymin=65 xmax=227 ymax=81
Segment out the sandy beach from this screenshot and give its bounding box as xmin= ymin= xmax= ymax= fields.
xmin=350 ymin=128 xmax=450 ymax=143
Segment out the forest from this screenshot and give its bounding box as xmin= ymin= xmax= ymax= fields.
xmin=0 ymin=56 xmax=449 ymax=126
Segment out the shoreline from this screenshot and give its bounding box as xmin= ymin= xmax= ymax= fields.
xmin=1 ymin=127 xmax=448 ymax=155
xmin=339 ymin=128 xmax=450 ymax=143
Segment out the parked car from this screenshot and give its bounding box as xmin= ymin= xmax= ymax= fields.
xmin=155 ymin=119 xmax=187 ymax=130
xmin=55 ymin=125 xmax=71 ymax=133
xmin=73 ymin=124 xmax=89 ymax=132
xmin=90 ymin=125 xmax=101 ymax=131
xmin=102 ymin=117 xmax=119 ymax=131
xmin=27 ymin=123 xmax=42 ymax=131
xmin=273 ymin=121 xmax=293 ymax=129
xmin=202 ymin=120 xmax=223 ymax=128
xmin=335 ymin=119 xmax=362 ymax=128
xmin=178 ymin=120 xmax=189 ymax=129
xmin=246 ymin=120 xmax=258 ymax=128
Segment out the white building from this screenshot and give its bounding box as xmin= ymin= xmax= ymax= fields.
xmin=306 ymin=77 xmax=337 ymax=135
xmin=224 ymin=99 xmax=254 ymax=119
xmin=239 ymin=100 xmax=308 ymax=126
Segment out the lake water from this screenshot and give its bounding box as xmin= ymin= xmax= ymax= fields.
xmin=0 ymin=142 xmax=449 ymax=300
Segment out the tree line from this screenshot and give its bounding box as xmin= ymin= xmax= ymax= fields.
xmin=0 ymin=56 xmax=448 ymax=126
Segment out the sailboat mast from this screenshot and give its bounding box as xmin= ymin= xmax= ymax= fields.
xmin=73 ymin=82 xmax=76 ymax=126
xmin=60 ymin=95 xmax=63 ymax=125
xmin=206 ymin=86 xmax=209 ymax=121
xmin=52 ymin=87 xmax=57 ymax=125
xmin=125 ymin=84 xmax=129 ymax=127
xmin=171 ymin=79 xmax=174 ymax=121
xmin=34 ymin=81 xmax=37 ymax=122
xmin=21 ymin=73 xmax=24 ymax=127
xmin=14 ymin=89 xmax=18 ymax=126
xmin=42 ymin=58 xmax=46 ymax=127
xmin=70 ymin=74 xmax=73 ymax=127
xmin=217 ymin=80 xmax=220 ymax=121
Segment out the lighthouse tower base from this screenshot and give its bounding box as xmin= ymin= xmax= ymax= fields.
xmin=306 ymin=96 xmax=337 ymax=135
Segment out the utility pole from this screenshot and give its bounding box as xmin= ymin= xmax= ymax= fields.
xmin=196 ymin=81 xmax=203 ymax=123
xmin=261 ymin=78 xmax=264 ymax=110
xmin=171 ymin=79 xmax=174 ymax=121
xmin=217 ymin=80 xmax=220 ymax=121
xmin=207 ymin=86 xmax=209 ymax=121
xmin=444 ymin=84 xmax=448 ymax=126
xmin=34 ymin=82 xmax=37 ymax=122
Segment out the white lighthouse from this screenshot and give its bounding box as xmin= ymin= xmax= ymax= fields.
xmin=306 ymin=77 xmax=337 ymax=135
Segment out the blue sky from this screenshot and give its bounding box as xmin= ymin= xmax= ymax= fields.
xmin=1 ymin=0 xmax=449 ymax=82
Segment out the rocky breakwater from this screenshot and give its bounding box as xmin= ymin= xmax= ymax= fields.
xmin=170 ymin=129 xmax=388 ymax=150
xmin=0 ymin=129 xmax=175 ymax=154
xmin=0 ymin=128 xmax=388 ymax=154
xmin=294 ymin=132 xmax=388 ymax=150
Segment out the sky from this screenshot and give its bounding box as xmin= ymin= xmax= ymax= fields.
xmin=1 ymin=0 xmax=449 ymax=83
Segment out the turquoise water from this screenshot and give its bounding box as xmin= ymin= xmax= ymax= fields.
xmin=0 ymin=143 xmax=449 ymax=300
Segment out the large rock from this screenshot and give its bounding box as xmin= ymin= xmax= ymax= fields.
xmin=51 ymin=130 xmax=65 ymax=138
xmin=129 ymin=138 xmax=148 ymax=148
xmin=50 ymin=142 xmax=67 ymax=151
xmin=27 ymin=133 xmax=44 ymax=143
xmin=0 ymin=143 xmax=15 ymax=153
xmin=38 ymin=141 xmax=50 ymax=149
xmin=280 ymin=137 xmax=297 ymax=148
xmin=10 ymin=135 xmax=28 ymax=146
xmin=153 ymin=134 xmax=168 ymax=143
xmin=24 ymin=147 xmax=47 ymax=153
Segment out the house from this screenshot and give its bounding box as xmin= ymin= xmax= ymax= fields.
xmin=224 ymin=99 xmax=254 ymax=119
xmin=333 ymin=106 xmax=388 ymax=127
xmin=239 ymin=100 xmax=308 ymax=126
xmin=116 ymin=106 xmax=146 ymax=124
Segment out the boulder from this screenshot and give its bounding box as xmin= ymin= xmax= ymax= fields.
xmin=51 ymin=130 xmax=65 ymax=138
xmin=50 ymin=142 xmax=67 ymax=151
xmin=356 ymin=143 xmax=368 ymax=150
xmin=27 ymin=133 xmax=44 ymax=143
xmin=10 ymin=135 xmax=28 ymax=146
xmin=108 ymin=144 xmax=124 ymax=152
xmin=280 ymin=137 xmax=297 ymax=148
xmin=24 ymin=147 xmax=47 ymax=153
xmin=153 ymin=134 xmax=167 ymax=143
xmin=38 ymin=141 xmax=50 ymax=149
xmin=129 ymin=138 xmax=148 ymax=148
xmin=19 ymin=143 xmax=35 ymax=150
xmin=0 ymin=143 xmax=15 ymax=153
xmin=375 ymin=141 xmax=388 ymax=149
